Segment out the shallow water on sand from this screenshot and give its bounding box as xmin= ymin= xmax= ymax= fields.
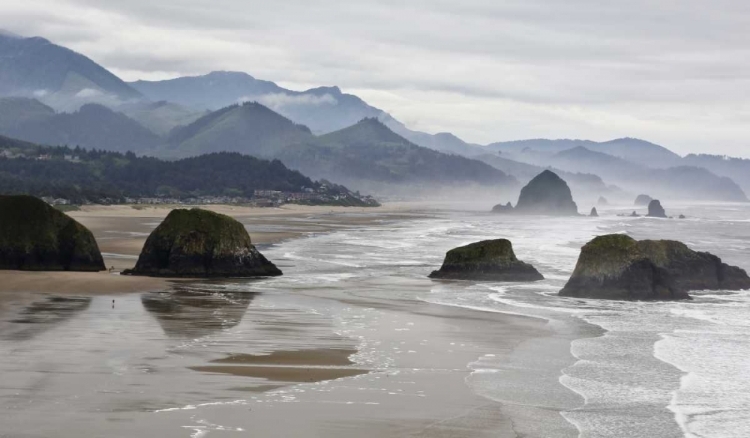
xmin=1 ymin=203 xmax=748 ymax=437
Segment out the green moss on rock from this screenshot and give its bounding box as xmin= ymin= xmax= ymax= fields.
xmin=123 ymin=208 xmax=281 ymax=277
xmin=560 ymin=234 xmax=750 ymax=300
xmin=0 ymin=195 xmax=105 ymax=271
xmin=429 ymin=239 xmax=543 ymax=281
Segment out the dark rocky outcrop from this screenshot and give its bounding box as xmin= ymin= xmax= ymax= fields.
xmin=634 ymin=194 xmax=653 ymax=206
xmin=429 ymin=239 xmax=543 ymax=281
xmin=679 ymin=214 xmax=686 ymax=219
xmin=491 ymin=202 xmax=513 ymax=213
xmin=513 ymin=170 xmax=579 ymax=215
xmin=560 ymin=234 xmax=750 ymax=301
xmin=597 ymin=196 xmax=609 ymax=206
xmin=0 ymin=195 xmax=105 ymax=271
xmin=123 ymin=208 xmax=282 ymax=277
xmin=647 ymin=200 xmax=667 ymax=218
xmin=590 ymin=207 xmax=599 ymax=217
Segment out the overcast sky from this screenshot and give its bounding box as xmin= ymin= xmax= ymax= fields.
xmin=2 ymin=0 xmax=749 ymax=156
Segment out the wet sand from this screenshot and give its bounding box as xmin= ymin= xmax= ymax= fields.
xmin=0 ymin=204 xmax=582 ymax=437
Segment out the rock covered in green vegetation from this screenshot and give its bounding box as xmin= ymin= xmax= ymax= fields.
xmin=513 ymin=170 xmax=579 ymax=215
xmin=647 ymin=200 xmax=667 ymax=218
xmin=0 ymin=195 xmax=105 ymax=271
xmin=560 ymin=234 xmax=750 ymax=301
xmin=634 ymin=194 xmax=653 ymax=206
xmin=590 ymin=207 xmax=599 ymax=217
xmin=123 ymin=208 xmax=281 ymax=277
xmin=429 ymin=239 xmax=543 ymax=281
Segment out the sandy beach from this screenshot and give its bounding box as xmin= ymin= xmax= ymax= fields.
xmin=0 ymin=203 xmax=585 ymax=437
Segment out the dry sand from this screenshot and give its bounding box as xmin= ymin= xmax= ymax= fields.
xmin=0 ymin=202 xmax=423 ymax=299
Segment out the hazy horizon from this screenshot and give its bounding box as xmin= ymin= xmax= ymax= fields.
xmin=1 ymin=1 xmax=749 ymax=157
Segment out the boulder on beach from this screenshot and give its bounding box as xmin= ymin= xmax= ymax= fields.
xmin=590 ymin=207 xmax=599 ymax=217
xmin=513 ymin=170 xmax=579 ymax=215
xmin=559 ymin=234 xmax=750 ymax=301
xmin=634 ymin=194 xmax=653 ymax=206
xmin=647 ymin=200 xmax=667 ymax=218
xmin=123 ymin=208 xmax=282 ymax=277
xmin=491 ymin=202 xmax=513 ymax=213
xmin=597 ymin=196 xmax=609 ymax=206
xmin=429 ymin=239 xmax=544 ymax=281
xmin=0 ymin=195 xmax=105 ymax=272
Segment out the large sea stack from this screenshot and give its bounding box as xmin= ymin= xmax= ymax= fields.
xmin=634 ymin=194 xmax=653 ymax=206
xmin=429 ymin=239 xmax=543 ymax=281
xmin=560 ymin=234 xmax=750 ymax=301
xmin=513 ymin=170 xmax=579 ymax=215
xmin=0 ymin=195 xmax=105 ymax=271
xmin=647 ymin=200 xmax=667 ymax=218
xmin=124 ymin=208 xmax=282 ymax=277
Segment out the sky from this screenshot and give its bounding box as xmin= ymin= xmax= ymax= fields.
xmin=2 ymin=0 xmax=750 ymax=156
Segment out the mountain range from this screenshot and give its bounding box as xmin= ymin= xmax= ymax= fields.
xmin=0 ymin=30 xmax=749 ymax=204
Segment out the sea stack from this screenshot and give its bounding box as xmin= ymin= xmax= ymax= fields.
xmin=647 ymin=200 xmax=667 ymax=218
xmin=634 ymin=194 xmax=653 ymax=206
xmin=597 ymin=196 xmax=609 ymax=206
xmin=559 ymin=234 xmax=750 ymax=301
xmin=491 ymin=202 xmax=514 ymax=213
xmin=590 ymin=207 xmax=599 ymax=217
xmin=123 ymin=208 xmax=282 ymax=277
xmin=513 ymin=170 xmax=579 ymax=215
xmin=0 ymin=195 xmax=105 ymax=271
xmin=429 ymin=239 xmax=543 ymax=281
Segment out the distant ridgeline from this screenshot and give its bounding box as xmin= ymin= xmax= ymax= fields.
xmin=0 ymin=136 xmax=378 ymax=206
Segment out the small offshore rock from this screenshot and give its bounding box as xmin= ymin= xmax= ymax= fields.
xmin=590 ymin=207 xmax=599 ymax=217
xmin=429 ymin=239 xmax=543 ymax=281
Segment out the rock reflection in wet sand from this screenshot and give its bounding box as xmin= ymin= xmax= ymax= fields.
xmin=140 ymin=288 xmax=256 ymax=338
xmin=2 ymin=296 xmax=92 ymax=341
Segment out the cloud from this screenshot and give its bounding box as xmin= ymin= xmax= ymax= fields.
xmin=251 ymin=92 xmax=338 ymax=110
xmin=1 ymin=0 xmax=749 ymax=156
xmin=74 ymin=88 xmax=103 ymax=98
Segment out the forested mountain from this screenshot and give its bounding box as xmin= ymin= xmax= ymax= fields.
xmin=487 ymin=137 xmax=683 ymax=168
xmin=119 ymin=101 xmax=205 ymax=136
xmin=130 ymin=72 xmax=384 ymax=134
xmin=277 ymin=118 xmax=516 ymax=188
xmin=0 ymin=136 xmax=371 ymax=205
xmin=0 ymin=98 xmax=160 ymax=152
xmin=682 ymin=154 xmax=750 ymax=194
xmin=0 ymin=33 xmax=141 ymax=110
xmin=163 ymin=102 xmax=313 ymax=158
xmin=546 ymin=146 xmax=746 ymax=202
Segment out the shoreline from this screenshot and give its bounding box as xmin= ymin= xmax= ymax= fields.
xmin=0 ymin=203 xmax=590 ymax=437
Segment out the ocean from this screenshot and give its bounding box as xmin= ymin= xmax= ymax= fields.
xmin=256 ymin=202 xmax=750 ymax=437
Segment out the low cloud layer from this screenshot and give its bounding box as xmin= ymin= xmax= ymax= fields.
xmin=252 ymin=93 xmax=338 ymax=110
xmin=1 ymin=0 xmax=749 ymax=156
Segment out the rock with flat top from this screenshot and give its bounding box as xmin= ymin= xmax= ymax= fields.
xmin=429 ymin=239 xmax=543 ymax=281
xmin=123 ymin=208 xmax=281 ymax=277
xmin=559 ymin=234 xmax=750 ymax=300
xmin=647 ymin=200 xmax=667 ymax=218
